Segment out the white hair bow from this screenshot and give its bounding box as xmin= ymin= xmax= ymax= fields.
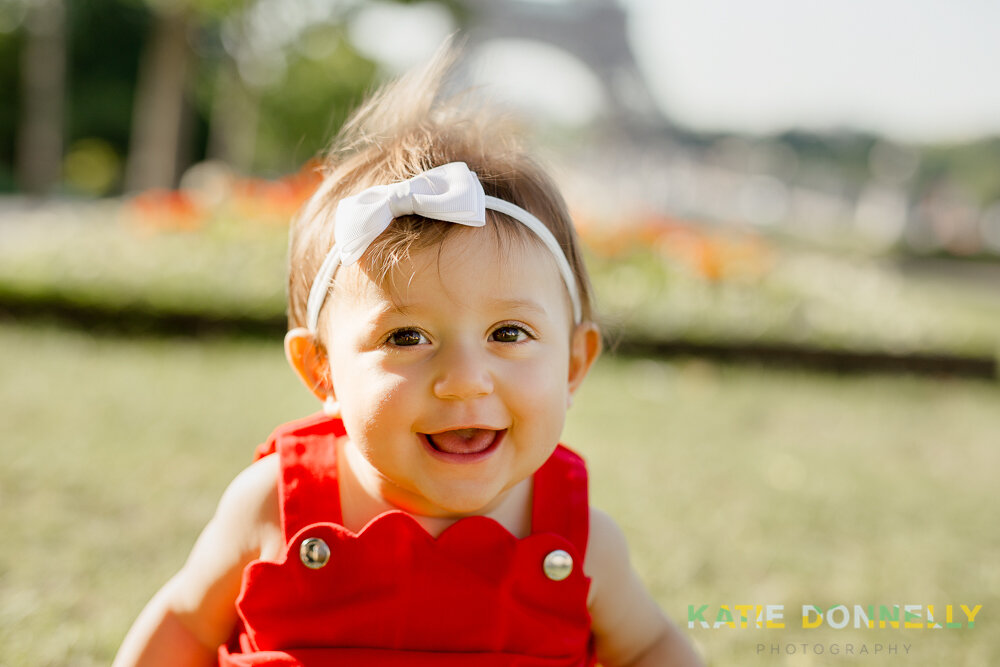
xmin=305 ymin=162 xmax=582 ymax=332
xmin=335 ymin=162 xmax=487 ymax=265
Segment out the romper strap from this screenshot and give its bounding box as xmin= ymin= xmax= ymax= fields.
xmin=260 ymin=413 xmax=346 ymax=543
xmin=531 ymin=445 xmax=589 ymax=558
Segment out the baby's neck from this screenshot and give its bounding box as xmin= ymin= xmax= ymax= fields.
xmin=337 ymin=439 xmax=533 ymax=539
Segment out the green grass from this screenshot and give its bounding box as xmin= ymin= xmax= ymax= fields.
xmin=1 ymin=322 xmax=997 ymax=666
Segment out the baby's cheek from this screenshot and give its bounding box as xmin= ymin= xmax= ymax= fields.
xmin=524 ymin=363 xmax=571 ymax=401
xmin=348 ymin=373 xmax=414 ymax=428
xmin=514 ymin=377 xmax=569 ymax=433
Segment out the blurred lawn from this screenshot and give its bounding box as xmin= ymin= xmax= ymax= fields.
xmin=1 ymin=321 xmax=997 ymax=666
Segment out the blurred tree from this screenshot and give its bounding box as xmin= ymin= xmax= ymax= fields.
xmin=199 ymin=0 xmax=453 ymax=175
xmin=65 ymin=0 xmax=149 ymax=195
xmin=123 ymin=0 xmax=425 ymax=188
xmin=15 ymin=0 xmax=65 ymax=195
xmin=123 ymin=0 xmax=251 ymax=192
xmin=917 ymin=138 xmax=1000 ymax=205
xmin=205 ymin=47 xmax=256 ymax=172
xmin=251 ymin=23 xmax=376 ymax=173
xmin=0 ymin=17 xmax=22 ymax=191
xmin=3 ymin=0 xmax=461 ymax=192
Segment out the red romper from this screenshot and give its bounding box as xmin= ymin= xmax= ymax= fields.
xmin=219 ymin=413 xmax=597 ymax=666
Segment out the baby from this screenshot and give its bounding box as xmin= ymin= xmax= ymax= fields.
xmin=114 ymin=51 xmax=703 ymax=667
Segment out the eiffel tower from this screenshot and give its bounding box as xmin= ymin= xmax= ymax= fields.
xmin=459 ymin=0 xmax=671 ymax=137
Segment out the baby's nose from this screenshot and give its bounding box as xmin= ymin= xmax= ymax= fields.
xmin=432 ymin=345 xmax=494 ymax=400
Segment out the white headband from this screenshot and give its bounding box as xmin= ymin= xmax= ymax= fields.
xmin=304 ymin=162 xmax=582 ymax=333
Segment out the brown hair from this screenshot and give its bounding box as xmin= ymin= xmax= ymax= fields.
xmin=287 ymin=48 xmax=595 ymax=332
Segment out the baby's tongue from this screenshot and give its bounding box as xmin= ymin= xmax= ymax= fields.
xmin=429 ymin=429 xmax=494 ymax=454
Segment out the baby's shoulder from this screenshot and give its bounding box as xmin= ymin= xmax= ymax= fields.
xmin=221 ymin=454 xmax=280 ymax=512
xmin=211 ymin=454 xmax=283 ymax=561
xmin=585 ymin=507 xmax=630 ymax=575
xmin=583 ymin=507 xmax=640 ymax=605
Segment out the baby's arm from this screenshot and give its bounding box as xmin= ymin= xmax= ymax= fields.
xmin=586 ymin=509 xmax=704 ymax=667
xmin=113 ymin=455 xmax=281 ymax=667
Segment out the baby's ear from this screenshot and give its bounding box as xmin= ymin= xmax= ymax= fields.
xmin=567 ymin=321 xmax=601 ymax=399
xmin=284 ymin=327 xmax=333 ymax=402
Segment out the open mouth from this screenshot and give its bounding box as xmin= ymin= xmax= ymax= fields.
xmin=421 ymin=428 xmax=505 ymax=462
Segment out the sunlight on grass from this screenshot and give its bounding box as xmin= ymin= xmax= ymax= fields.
xmin=564 ymin=358 xmax=1000 ymax=665
xmin=1 ymin=322 xmax=997 ymax=665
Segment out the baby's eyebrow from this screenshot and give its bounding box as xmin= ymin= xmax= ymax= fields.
xmin=381 ymin=298 xmax=548 ymax=317
xmin=366 ymin=302 xmax=411 ymax=319
xmin=485 ymin=298 xmax=547 ymax=315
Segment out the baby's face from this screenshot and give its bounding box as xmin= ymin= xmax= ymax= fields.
xmin=322 ymin=227 xmax=579 ymax=517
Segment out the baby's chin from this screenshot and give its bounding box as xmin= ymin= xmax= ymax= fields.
xmin=353 ymin=454 xmax=509 ymax=518
xmin=416 ymin=481 xmax=510 ymax=518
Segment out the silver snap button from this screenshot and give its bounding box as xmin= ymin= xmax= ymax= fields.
xmin=300 ymin=537 xmax=330 ymax=569
xmin=542 ymin=549 xmax=573 ymax=581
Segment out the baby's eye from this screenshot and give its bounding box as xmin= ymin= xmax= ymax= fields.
xmin=389 ymin=329 xmax=428 ymax=346
xmin=491 ymin=325 xmax=531 ymax=343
